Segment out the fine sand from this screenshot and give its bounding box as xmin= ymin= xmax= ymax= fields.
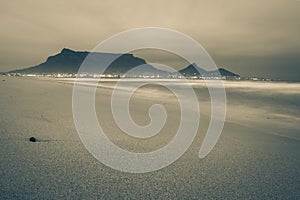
xmin=0 ymin=76 xmax=299 ymax=199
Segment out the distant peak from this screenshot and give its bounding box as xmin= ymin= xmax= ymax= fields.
xmin=188 ymin=63 xmax=200 ymax=68
xmin=61 ymin=48 xmax=75 ymax=54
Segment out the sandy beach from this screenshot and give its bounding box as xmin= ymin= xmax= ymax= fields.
xmin=0 ymin=76 xmax=299 ymax=199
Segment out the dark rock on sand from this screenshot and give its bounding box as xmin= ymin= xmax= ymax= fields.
xmin=29 ymin=137 xmax=37 ymax=142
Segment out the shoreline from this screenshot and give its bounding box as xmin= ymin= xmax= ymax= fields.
xmin=0 ymin=76 xmax=299 ymax=199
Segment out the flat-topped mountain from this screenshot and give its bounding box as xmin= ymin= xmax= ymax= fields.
xmin=9 ymin=48 xmax=165 ymax=75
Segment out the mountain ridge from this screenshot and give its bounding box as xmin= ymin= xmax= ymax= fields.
xmin=7 ymin=48 xmax=239 ymax=77
xmin=179 ymin=63 xmax=239 ymax=77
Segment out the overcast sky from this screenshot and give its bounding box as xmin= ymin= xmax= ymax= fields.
xmin=1 ymin=0 xmax=299 ymax=80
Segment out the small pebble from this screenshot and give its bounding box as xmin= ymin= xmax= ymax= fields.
xmin=29 ymin=137 xmax=37 ymax=142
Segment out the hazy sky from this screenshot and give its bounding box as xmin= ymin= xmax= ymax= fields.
xmin=1 ymin=0 xmax=299 ymax=80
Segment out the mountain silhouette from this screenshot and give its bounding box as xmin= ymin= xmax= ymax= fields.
xmin=179 ymin=63 xmax=239 ymax=77
xmin=9 ymin=48 xmax=165 ymax=75
xmin=8 ymin=48 xmax=238 ymax=78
